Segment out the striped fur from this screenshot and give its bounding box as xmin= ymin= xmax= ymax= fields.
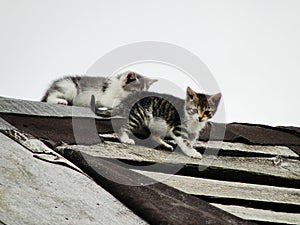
xmin=114 ymin=87 xmax=221 ymax=159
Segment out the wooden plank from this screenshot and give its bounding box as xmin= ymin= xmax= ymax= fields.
xmin=0 ymin=96 xmax=105 ymax=118
xmin=211 ymin=204 xmax=300 ymax=225
xmin=196 ymin=141 xmax=298 ymax=158
xmin=0 ymin=118 xmax=86 ymax=175
xmin=56 ymin=141 xmax=300 ymax=182
xmin=132 ymin=170 xmax=300 ymax=206
xmin=0 ymin=117 xmax=15 ymax=130
xmin=99 ymin=134 xmax=299 ymax=158
xmin=0 ymin=133 xmax=147 ymax=225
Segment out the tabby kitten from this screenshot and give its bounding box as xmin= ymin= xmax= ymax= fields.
xmin=110 ymin=87 xmax=221 ymax=159
xmin=42 ymin=71 xmax=157 ymax=108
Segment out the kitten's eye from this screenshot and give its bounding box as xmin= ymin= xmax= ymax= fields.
xmin=187 ymin=107 xmax=198 ymax=114
xmin=192 ymin=108 xmax=198 ymax=114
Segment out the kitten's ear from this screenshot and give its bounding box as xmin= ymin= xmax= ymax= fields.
xmin=125 ymin=71 xmax=137 ymax=83
xmin=208 ymin=93 xmax=222 ymax=106
xmin=145 ymin=78 xmax=158 ymax=87
xmin=186 ymin=86 xmax=198 ymax=100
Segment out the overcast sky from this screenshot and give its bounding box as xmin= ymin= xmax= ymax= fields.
xmin=1 ymin=0 xmax=299 ymax=126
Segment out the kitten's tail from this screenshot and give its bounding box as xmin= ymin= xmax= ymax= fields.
xmin=90 ymin=95 xmax=113 ymax=117
xmin=41 ymin=92 xmax=49 ymax=102
xmin=90 ymin=95 xmax=96 ymax=113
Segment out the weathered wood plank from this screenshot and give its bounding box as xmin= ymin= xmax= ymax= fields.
xmin=132 ymin=170 xmax=300 ymax=205
xmin=0 ymin=96 xmax=104 ymax=118
xmin=196 ymin=141 xmax=298 ymax=158
xmin=0 ymin=133 xmax=147 ymax=225
xmin=211 ymin=204 xmax=300 ymax=224
xmin=56 ymin=141 xmax=300 ymax=183
xmin=0 ymin=117 xmax=14 ymax=130
xmin=0 ymin=118 xmax=86 ymax=175
xmin=99 ymin=133 xmax=299 ymax=158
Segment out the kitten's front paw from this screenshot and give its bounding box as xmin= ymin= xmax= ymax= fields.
xmin=120 ymin=137 xmax=135 ymax=145
xmin=161 ymin=143 xmax=174 ymax=151
xmin=179 ymin=142 xmax=202 ymax=159
xmin=165 ymin=144 xmax=174 ymax=151
xmin=56 ymin=99 xmax=68 ymax=105
xmin=188 ymin=151 xmax=202 ymax=159
xmin=124 ymin=139 xmax=135 ymax=145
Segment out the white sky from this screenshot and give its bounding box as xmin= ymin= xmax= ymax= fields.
xmin=0 ymin=0 xmax=299 ymax=126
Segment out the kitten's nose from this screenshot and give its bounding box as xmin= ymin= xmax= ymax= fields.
xmin=198 ymin=112 xmax=204 ymax=122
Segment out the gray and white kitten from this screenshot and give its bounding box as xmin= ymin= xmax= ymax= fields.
xmin=41 ymin=71 xmax=157 ymax=108
xmin=108 ymin=87 xmax=221 ymax=159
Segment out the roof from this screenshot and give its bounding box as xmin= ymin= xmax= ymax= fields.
xmin=0 ymin=131 xmax=146 ymax=225
xmin=1 ymin=96 xmax=299 ymax=225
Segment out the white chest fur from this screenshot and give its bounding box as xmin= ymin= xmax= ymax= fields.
xmin=185 ymin=118 xmax=206 ymax=143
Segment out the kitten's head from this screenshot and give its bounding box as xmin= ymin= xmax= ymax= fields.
xmin=120 ymin=71 xmax=158 ymax=92
xmin=185 ymin=86 xmax=221 ymax=122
